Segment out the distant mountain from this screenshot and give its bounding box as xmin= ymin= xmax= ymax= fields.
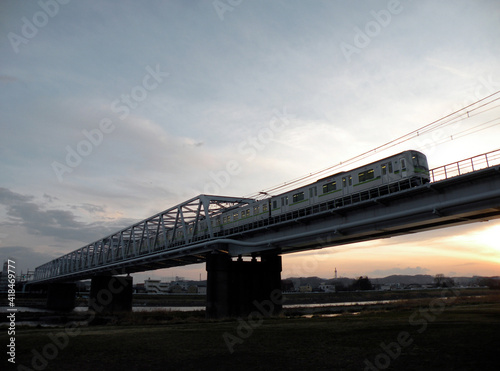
xmin=371 ymin=275 xmax=435 ymax=285
xmin=284 ymin=275 xmax=487 ymax=288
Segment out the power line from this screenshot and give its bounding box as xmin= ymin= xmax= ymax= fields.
xmin=246 ymin=90 xmax=500 ymax=199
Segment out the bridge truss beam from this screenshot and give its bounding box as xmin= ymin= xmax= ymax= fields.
xmin=32 ymin=195 xmax=255 ymax=283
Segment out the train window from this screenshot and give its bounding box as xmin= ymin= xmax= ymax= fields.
xmin=233 ymin=212 xmax=239 ymax=220
xmin=246 ymin=209 xmax=250 ymax=217
xmin=272 ymin=200 xmax=277 ymax=209
xmin=254 ymin=206 xmax=259 ymax=214
xmin=342 ymin=178 xmax=346 ymax=188
xmin=349 ymin=176 xmax=352 ymax=186
xmin=382 ymin=164 xmax=387 ymax=175
xmin=293 ymin=192 xmax=305 ymax=203
xmin=323 ymin=181 xmax=336 ymax=193
xmin=401 ymin=159 xmax=407 ymax=171
xmin=309 ymin=187 xmax=317 ymax=197
xmin=281 ymin=196 xmax=288 ymax=206
xmin=263 ymin=204 xmax=268 ymax=212
xmin=412 ymin=153 xmax=428 ymax=172
xmin=359 ymin=169 xmax=375 ymax=182
xmin=241 ymin=211 xmax=245 ymax=218
xmin=388 ymin=162 xmax=393 ymax=173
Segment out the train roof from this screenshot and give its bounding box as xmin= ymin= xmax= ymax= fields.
xmin=266 ymin=150 xmax=426 ymax=198
xmin=314 ymin=150 xmax=425 ymax=184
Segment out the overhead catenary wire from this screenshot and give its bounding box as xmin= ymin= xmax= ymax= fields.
xmin=245 ymin=90 xmax=500 ymax=199
xmin=426 ymin=117 xmax=500 ymax=148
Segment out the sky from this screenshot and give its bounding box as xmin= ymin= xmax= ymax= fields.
xmin=1 ymin=0 xmax=500 ymax=282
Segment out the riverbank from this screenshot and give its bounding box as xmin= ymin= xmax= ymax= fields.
xmin=2 ymin=291 xmax=499 ymax=370
xmin=0 ymin=288 xmax=494 ymax=327
xmin=1 ymin=287 xmax=492 ymax=310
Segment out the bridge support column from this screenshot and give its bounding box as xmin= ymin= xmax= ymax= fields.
xmin=206 ymin=252 xmax=282 ymax=318
xmin=89 ymin=275 xmax=133 ymax=313
xmin=46 ymin=283 xmax=76 ymax=311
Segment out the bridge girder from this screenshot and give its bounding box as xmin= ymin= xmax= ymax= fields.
xmin=29 ymin=161 xmax=500 ymax=285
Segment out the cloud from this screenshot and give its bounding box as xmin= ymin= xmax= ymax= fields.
xmin=43 ymin=193 xmax=59 ymax=203
xmin=0 ymin=246 xmax=58 ymax=272
xmin=68 ymin=203 xmax=105 ymax=215
xmin=0 ymin=187 xmax=130 ymax=243
xmin=0 ymin=75 xmax=18 ymax=83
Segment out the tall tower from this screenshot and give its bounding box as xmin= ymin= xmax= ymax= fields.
xmin=335 ymin=267 xmax=338 ymax=279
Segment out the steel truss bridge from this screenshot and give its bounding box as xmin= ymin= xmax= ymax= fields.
xmin=31 ymin=150 xmax=500 ymax=284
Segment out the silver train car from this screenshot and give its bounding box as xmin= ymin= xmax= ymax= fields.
xmin=170 ymin=150 xmax=429 ymax=243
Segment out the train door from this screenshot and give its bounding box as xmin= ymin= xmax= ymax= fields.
xmin=400 ymin=157 xmax=408 ymax=178
xmin=381 ymin=163 xmax=389 ymax=183
xmin=342 ymin=175 xmax=352 ymax=195
xmin=308 ymin=186 xmax=317 ymax=205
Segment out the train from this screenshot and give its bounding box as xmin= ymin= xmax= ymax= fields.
xmin=169 ymin=150 xmax=430 ymax=244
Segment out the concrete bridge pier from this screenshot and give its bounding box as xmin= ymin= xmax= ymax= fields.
xmin=89 ymin=275 xmax=133 ymax=313
xmin=206 ymin=251 xmax=282 ymax=318
xmin=46 ymin=283 xmax=76 ymax=311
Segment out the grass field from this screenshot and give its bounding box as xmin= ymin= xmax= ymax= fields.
xmin=3 ymin=291 xmax=499 ymax=370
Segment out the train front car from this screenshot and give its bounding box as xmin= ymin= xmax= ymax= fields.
xmin=409 ymin=150 xmax=430 ymax=184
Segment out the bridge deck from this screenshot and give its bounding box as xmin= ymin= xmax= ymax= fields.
xmin=30 ymin=150 xmax=500 ymax=284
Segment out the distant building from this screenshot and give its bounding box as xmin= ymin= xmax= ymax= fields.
xmin=281 ymin=280 xmax=295 ymax=292
xmin=299 ymin=285 xmax=312 ymax=293
xmin=144 ymin=279 xmax=171 ymax=293
xmin=169 ymin=283 xmax=183 ymax=293
xmin=142 ymin=278 xmax=207 ymax=294
xmin=319 ymin=283 xmax=336 ymax=293
xmin=134 ymin=283 xmax=146 ymax=293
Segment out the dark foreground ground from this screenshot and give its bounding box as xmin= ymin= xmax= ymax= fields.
xmin=2 ymin=291 xmax=499 ymax=371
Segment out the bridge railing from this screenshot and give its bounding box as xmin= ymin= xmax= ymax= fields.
xmin=429 ymin=149 xmax=500 ymax=183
